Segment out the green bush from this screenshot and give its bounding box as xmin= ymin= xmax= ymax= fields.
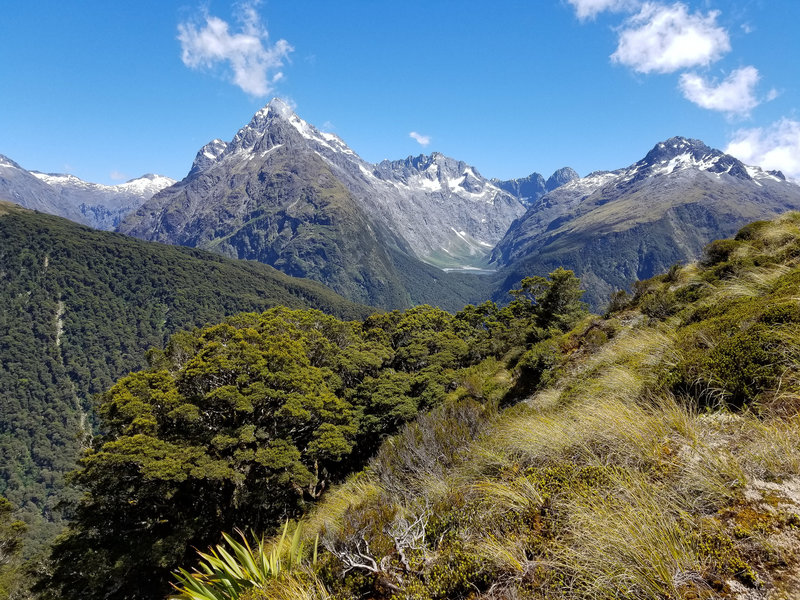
xmin=734 ymin=220 xmax=770 ymax=242
xmin=703 ymin=239 xmax=742 ymax=266
xmin=515 ymin=339 xmax=561 ymax=392
xmin=640 ymin=288 xmax=679 ymax=320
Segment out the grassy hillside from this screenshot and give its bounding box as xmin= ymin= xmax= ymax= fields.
xmin=177 ymin=212 xmax=800 ymax=600
xmin=0 ymin=201 xmax=371 ymax=555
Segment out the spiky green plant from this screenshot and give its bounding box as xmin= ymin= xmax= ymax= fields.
xmin=171 ymin=521 xmax=318 ymax=600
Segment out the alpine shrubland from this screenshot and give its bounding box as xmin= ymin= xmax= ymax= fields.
xmin=36 ymin=213 xmax=800 ymax=599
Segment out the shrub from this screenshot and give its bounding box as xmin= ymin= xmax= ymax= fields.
xmin=515 ymin=339 xmax=561 ymax=392
xmin=703 ymin=239 xmax=742 ymax=266
xmin=604 ymin=289 xmax=631 ymax=316
xmin=734 ymin=220 xmax=770 ymax=242
xmin=640 ymin=288 xmax=679 ymax=320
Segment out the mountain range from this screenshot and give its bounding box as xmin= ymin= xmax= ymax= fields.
xmin=491 ymin=136 xmax=800 ymax=307
xmin=5 ymin=100 xmax=800 ymax=312
xmin=0 ymin=154 xmax=174 ymax=229
xmin=118 ymin=99 xmax=575 ymax=308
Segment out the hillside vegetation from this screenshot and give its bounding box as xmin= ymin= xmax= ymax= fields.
xmin=156 ymin=212 xmax=800 ymax=600
xmin=0 ymin=201 xmax=370 ymax=557
xmin=38 ymin=266 xmax=586 ymax=600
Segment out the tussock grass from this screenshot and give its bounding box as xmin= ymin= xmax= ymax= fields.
xmin=716 ymin=264 xmax=793 ymax=299
xmin=554 ymin=475 xmax=699 ymax=600
xmin=243 ymin=573 xmax=332 ymax=600
xmin=302 ymin=476 xmax=382 ymax=539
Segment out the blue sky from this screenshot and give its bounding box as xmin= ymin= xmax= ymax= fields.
xmin=1 ymin=0 xmax=799 ymax=185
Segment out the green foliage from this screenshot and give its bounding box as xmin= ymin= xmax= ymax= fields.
xmin=604 ymin=289 xmax=631 ymax=316
xmin=515 ymin=339 xmax=561 ymax=391
xmin=0 ymin=496 xmax=27 ymax=598
xmin=693 ymin=523 xmax=759 ymax=588
xmin=369 ymin=397 xmax=495 ymax=499
xmin=0 ymin=206 xmax=371 ymax=557
xmin=508 ymin=267 xmax=587 ymax=334
xmin=39 ymin=264 xmax=585 ymax=600
xmin=41 ymin=309 xmax=364 ymax=600
xmin=703 ymin=239 xmax=743 ymax=266
xmin=639 ymin=287 xmax=679 ymax=320
xmin=172 ymin=521 xmax=317 ymax=600
xmin=666 ymin=296 xmax=794 ymax=408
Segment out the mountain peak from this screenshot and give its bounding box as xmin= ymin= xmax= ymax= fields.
xmin=189 ymin=139 xmax=229 ymax=175
xmin=637 ymin=136 xmax=751 ymax=181
xmin=265 ymin=97 xmax=294 ymax=119
xmin=0 ymin=154 xmax=23 ymax=170
xmin=546 ymin=167 xmax=580 ymax=191
xmin=643 ymin=137 xmax=710 ymax=164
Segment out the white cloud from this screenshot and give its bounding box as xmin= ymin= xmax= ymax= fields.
xmin=611 ymin=2 xmax=730 ymax=74
xmin=110 ymin=170 xmax=128 ymax=181
xmin=409 ymin=131 xmax=431 ymax=147
xmin=567 ymin=0 xmax=639 ymax=20
xmin=178 ymin=3 xmax=293 ymax=96
xmin=726 ymin=119 xmax=800 ymax=180
xmin=679 ymin=66 xmax=760 ymax=116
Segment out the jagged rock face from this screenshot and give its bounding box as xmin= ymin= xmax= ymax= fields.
xmin=365 ymin=153 xmax=526 ymax=267
xmin=0 ymin=154 xmax=174 ymax=229
xmin=492 ymin=167 xmax=578 ymax=207
xmin=189 ymin=139 xmax=228 ymax=176
xmin=546 ymin=167 xmax=579 ymax=191
xmin=492 ymin=136 xmax=800 ymax=309
xmin=492 ymin=172 xmax=546 ymax=205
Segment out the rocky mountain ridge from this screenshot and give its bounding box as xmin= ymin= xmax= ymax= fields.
xmin=0 ymin=154 xmax=174 ymax=229
xmin=119 ymin=100 xmax=491 ymax=309
xmin=491 ymin=136 xmax=800 ymax=308
xmin=121 ymin=99 xmax=578 ymax=273
xmin=492 ymin=167 xmax=580 ymax=206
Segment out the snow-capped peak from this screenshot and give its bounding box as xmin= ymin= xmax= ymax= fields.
xmin=227 ymin=98 xmax=357 ymax=160
xmin=0 ymin=154 xmax=22 ymax=169
xmin=30 ymin=171 xmax=175 ymax=195
xmin=114 ymin=174 xmax=176 ymax=194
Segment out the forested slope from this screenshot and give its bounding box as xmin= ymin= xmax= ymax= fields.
xmin=0 ymin=201 xmax=370 ymax=555
xmin=39 ymin=266 xmax=586 ymax=599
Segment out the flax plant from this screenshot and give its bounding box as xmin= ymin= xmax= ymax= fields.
xmin=171 ymin=521 xmax=318 ymax=600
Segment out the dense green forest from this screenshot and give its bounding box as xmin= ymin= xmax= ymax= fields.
xmin=0 ymin=201 xmax=371 ymax=558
